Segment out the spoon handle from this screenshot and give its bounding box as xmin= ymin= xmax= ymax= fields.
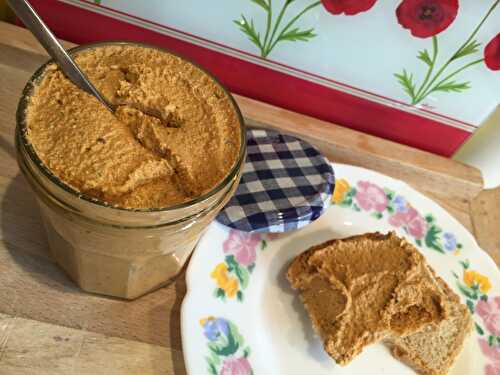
xmin=7 ymin=0 xmax=114 ymax=112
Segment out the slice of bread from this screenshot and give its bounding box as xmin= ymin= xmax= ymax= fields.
xmin=287 ymin=232 xmax=448 ymax=365
xmin=387 ymin=272 xmax=473 ymax=375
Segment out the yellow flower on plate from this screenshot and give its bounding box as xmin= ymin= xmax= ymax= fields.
xmin=223 ymin=277 xmax=239 ymax=298
xmin=463 ymin=270 xmax=492 ymax=293
xmin=211 ymin=263 xmax=228 ymax=282
xmin=332 ymin=178 xmax=350 ymax=204
xmin=200 ymin=316 xmax=215 ymax=327
xmin=210 ymin=263 xmax=239 ymax=298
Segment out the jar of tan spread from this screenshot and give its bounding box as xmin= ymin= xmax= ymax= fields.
xmin=15 ymin=42 xmax=245 ymax=299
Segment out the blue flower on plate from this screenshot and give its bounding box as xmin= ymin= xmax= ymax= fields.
xmin=443 ymin=232 xmax=457 ymax=252
xmin=393 ymin=195 xmax=408 ymax=213
xmin=202 ymin=317 xmax=229 ymax=341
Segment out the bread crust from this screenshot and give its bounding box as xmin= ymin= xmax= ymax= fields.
xmin=388 ymin=271 xmax=473 ymax=375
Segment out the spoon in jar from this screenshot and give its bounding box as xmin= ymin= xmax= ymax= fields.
xmin=7 ymin=0 xmax=115 ymax=113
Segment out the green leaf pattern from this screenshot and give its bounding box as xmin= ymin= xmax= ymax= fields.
xmin=395 ymin=2 xmax=498 ymax=105
xmin=452 ymin=261 xmax=498 ymax=354
xmin=231 ymin=0 xmax=498 ymax=104
xmin=96 ymin=0 xmax=498 ymax=111
xmin=417 ymin=49 xmax=433 ymax=66
xmin=201 ymin=318 xmax=253 ymax=374
xmin=212 ymin=234 xmax=269 ymax=303
xmin=227 ymin=255 xmax=251 ymax=289
xmin=234 ymin=0 xmax=321 ymax=58
xmin=332 ymin=178 xmax=462 ymax=254
xmin=394 ymin=69 xmax=417 ymax=102
xmin=433 ymin=80 xmax=471 ymax=93
xmin=424 ymin=225 xmax=445 ymax=254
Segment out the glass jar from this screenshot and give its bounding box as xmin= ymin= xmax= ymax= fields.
xmin=15 ymin=42 xmax=246 ymax=300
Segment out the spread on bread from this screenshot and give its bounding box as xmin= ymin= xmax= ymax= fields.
xmin=287 ymin=232 xmax=472 ymax=374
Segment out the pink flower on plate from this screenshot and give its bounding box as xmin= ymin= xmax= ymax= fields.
xmin=477 ymin=297 xmax=500 ymax=337
xmin=478 ymin=339 xmax=500 ymax=375
xmin=223 ymin=229 xmax=261 ymax=266
xmin=389 ymin=206 xmax=427 ymax=239
xmin=355 ymin=181 xmax=388 ymax=212
xmin=220 ymin=356 xmax=253 ymax=375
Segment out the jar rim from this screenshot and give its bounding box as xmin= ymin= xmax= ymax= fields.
xmin=16 ymin=41 xmax=246 ymax=213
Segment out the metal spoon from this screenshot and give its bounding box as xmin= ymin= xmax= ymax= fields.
xmin=7 ymin=0 xmax=115 ymax=113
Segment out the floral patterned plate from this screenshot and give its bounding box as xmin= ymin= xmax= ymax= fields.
xmin=181 ymin=163 xmax=500 ymax=375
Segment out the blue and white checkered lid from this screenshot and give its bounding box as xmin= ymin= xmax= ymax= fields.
xmin=216 ymin=129 xmax=335 ymax=233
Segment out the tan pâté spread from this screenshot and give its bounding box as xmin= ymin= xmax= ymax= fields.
xmin=26 ymin=45 xmax=241 ymax=209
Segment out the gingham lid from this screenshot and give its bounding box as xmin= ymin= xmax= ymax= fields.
xmin=216 ymin=129 xmax=335 ymax=233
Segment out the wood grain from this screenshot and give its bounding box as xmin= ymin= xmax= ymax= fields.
xmin=0 ymin=313 xmax=185 ymax=375
xmin=471 ymin=188 xmax=500 ymax=266
xmin=0 ymin=20 xmax=498 ymax=375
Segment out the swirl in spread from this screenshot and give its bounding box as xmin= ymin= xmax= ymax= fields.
xmin=26 ymin=45 xmax=241 ymax=209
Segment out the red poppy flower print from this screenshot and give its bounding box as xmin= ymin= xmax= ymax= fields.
xmin=321 ymin=0 xmax=377 ymax=16
xmin=484 ymin=33 xmax=500 ymax=71
xmin=396 ymin=0 xmax=459 ymax=38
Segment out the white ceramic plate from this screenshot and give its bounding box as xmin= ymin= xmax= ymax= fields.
xmin=181 ymin=164 xmax=500 ymax=375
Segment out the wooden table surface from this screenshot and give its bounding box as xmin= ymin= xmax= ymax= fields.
xmin=0 ymin=21 xmax=498 ymax=375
